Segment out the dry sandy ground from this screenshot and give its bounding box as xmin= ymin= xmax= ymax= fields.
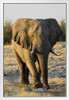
xmin=4 ymin=42 xmax=66 ymax=97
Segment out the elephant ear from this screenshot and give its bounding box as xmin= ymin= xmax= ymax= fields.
xmin=11 ymin=18 xmax=32 ymax=50
xmin=12 ymin=30 xmax=31 ymax=50
xmin=45 ymin=19 xmax=62 ymax=47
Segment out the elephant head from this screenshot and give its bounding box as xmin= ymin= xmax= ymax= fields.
xmin=12 ymin=18 xmax=62 ymax=89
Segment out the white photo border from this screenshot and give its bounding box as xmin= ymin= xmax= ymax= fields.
xmin=0 ymin=0 xmax=69 ymax=100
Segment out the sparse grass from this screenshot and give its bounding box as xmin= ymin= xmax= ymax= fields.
xmin=4 ymin=42 xmax=66 ymax=97
xmin=18 ymin=84 xmax=33 ymax=91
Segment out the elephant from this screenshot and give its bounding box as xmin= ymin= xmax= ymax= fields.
xmin=11 ymin=18 xmax=62 ymax=89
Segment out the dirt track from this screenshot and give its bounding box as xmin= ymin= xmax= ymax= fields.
xmin=4 ymin=42 xmax=66 ymax=97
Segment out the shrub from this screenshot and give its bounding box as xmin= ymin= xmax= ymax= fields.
xmin=4 ymin=20 xmax=12 ymax=44
xmin=60 ymin=20 xmax=66 ymax=41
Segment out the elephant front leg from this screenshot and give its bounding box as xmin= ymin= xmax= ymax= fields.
xmin=14 ymin=50 xmax=29 ymax=85
xmin=42 ymin=66 xmax=50 ymax=89
xmin=35 ymin=60 xmax=41 ymax=81
xmin=26 ymin=59 xmax=43 ymax=88
xmin=16 ymin=64 xmax=29 ymax=84
xmin=25 ymin=66 xmax=29 ymax=84
xmin=19 ymin=63 xmax=25 ymax=84
xmin=24 ymin=53 xmax=43 ymax=88
xmin=37 ymin=54 xmax=50 ymax=89
xmin=42 ymin=59 xmax=50 ymax=89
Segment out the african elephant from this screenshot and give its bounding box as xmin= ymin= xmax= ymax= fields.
xmin=11 ymin=18 xmax=62 ymax=89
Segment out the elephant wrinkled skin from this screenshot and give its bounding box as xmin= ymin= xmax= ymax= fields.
xmin=11 ymin=18 xmax=62 ymax=89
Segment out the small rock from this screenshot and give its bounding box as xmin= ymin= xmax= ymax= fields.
xmin=38 ymin=88 xmax=45 ymax=92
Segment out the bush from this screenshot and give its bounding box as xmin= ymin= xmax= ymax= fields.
xmin=4 ymin=20 xmax=12 ymax=44
xmin=60 ymin=20 xmax=66 ymax=41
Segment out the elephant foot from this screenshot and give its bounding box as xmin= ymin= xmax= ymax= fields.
xmin=25 ymin=80 xmax=29 ymax=85
xmin=32 ymin=81 xmax=43 ymax=88
xmin=20 ymin=77 xmax=29 ymax=85
xmin=44 ymin=84 xmax=50 ymax=90
xmin=20 ymin=80 xmax=29 ymax=85
xmin=42 ymin=80 xmax=50 ymax=90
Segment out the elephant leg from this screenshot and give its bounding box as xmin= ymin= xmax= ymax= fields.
xmin=24 ymin=51 xmax=43 ymax=88
xmin=37 ymin=54 xmax=50 ymax=89
xmin=16 ymin=64 xmax=29 ymax=84
xmin=35 ymin=60 xmax=43 ymax=87
xmin=42 ymin=58 xmax=50 ymax=89
xmin=25 ymin=66 xmax=29 ymax=84
xmin=43 ymin=60 xmax=50 ymax=89
xmin=14 ymin=50 xmax=29 ymax=84
xmin=35 ymin=60 xmax=41 ymax=81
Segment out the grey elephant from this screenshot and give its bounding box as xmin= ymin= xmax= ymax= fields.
xmin=11 ymin=18 xmax=62 ymax=89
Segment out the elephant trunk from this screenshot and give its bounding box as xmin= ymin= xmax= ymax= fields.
xmin=37 ymin=54 xmax=49 ymax=89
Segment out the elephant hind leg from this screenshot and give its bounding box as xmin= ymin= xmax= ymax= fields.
xmin=14 ymin=49 xmax=29 ymax=84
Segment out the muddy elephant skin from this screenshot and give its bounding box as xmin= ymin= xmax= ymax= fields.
xmin=11 ymin=18 xmax=62 ymax=89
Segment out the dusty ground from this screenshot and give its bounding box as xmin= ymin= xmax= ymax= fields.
xmin=4 ymin=42 xmax=66 ymax=97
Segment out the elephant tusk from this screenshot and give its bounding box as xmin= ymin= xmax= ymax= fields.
xmin=31 ymin=50 xmax=35 ymax=55
xmin=31 ymin=49 xmax=36 ymax=55
xmin=50 ymin=49 xmax=61 ymax=56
